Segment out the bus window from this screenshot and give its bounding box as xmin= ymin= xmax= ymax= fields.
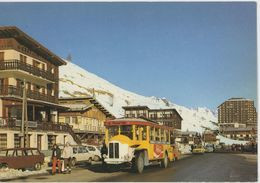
xmin=135 ymin=126 xmax=140 ymax=140
xmin=155 ymin=128 xmax=160 ymax=141
xmin=120 ymin=125 xmax=133 ymax=139
xmin=108 ymin=126 xmax=119 ymax=139
xmin=161 ymin=129 xmax=166 ymax=142
xmin=165 ymin=130 xmax=169 ymax=143
xmin=150 ymin=127 xmax=154 ymax=141
xmin=142 ymin=126 xmax=147 ymax=141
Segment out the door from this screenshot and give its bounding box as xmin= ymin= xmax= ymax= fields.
xmin=0 ymin=52 xmax=4 ymax=61
xmin=37 ymin=135 xmax=42 ymax=150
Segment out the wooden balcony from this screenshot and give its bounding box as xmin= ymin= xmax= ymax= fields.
xmin=0 ymin=85 xmax=56 ymax=104
xmin=0 ymin=60 xmax=56 ymax=82
xmin=0 ymin=117 xmax=81 ymax=145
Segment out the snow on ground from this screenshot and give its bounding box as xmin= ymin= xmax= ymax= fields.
xmin=178 ymin=144 xmax=192 ymax=154
xmin=59 ymin=61 xmax=218 ymax=133
xmin=0 ymin=168 xmax=47 ymax=180
xmin=217 ymin=135 xmax=249 ymax=145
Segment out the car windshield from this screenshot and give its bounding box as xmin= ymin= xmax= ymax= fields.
xmin=87 ymin=146 xmax=95 ymax=151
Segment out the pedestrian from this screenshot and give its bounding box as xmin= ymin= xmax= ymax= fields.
xmin=62 ymin=142 xmax=73 ymax=174
xmin=51 ymin=144 xmax=61 ymax=175
xmin=251 ymin=142 xmax=255 ymax=154
xmin=241 ymin=144 xmax=244 ymax=153
xmin=101 ymin=141 xmax=108 ymax=167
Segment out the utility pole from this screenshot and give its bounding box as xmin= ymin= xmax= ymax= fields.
xmin=21 ymin=79 xmax=28 ymax=148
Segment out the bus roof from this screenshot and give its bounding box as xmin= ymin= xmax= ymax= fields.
xmin=104 ymin=118 xmax=175 ymax=130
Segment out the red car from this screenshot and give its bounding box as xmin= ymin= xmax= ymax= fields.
xmin=0 ymin=148 xmax=45 ymax=170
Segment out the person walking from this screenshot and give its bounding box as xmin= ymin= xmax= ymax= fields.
xmin=62 ymin=142 xmax=73 ymax=174
xmin=51 ymin=144 xmax=61 ymax=175
xmin=101 ymin=141 xmax=108 ymax=167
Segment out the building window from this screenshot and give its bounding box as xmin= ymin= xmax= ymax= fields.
xmin=20 ymin=54 xmax=27 ymax=63
xmin=0 ymin=134 xmax=7 ymax=149
xmin=14 ymin=134 xmax=21 ymax=148
xmin=65 ymin=117 xmax=70 ymax=124
xmin=72 ymin=117 xmax=77 ymax=124
xmin=48 ymin=135 xmax=56 ymax=150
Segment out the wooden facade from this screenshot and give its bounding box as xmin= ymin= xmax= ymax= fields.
xmin=59 ymin=97 xmax=115 ymax=145
xmin=122 ymin=106 xmax=183 ymax=129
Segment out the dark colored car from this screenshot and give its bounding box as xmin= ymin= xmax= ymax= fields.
xmin=0 ymin=148 xmax=45 ymax=170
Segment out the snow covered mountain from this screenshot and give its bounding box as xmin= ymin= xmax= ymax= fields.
xmin=59 ymin=61 xmax=218 ymax=134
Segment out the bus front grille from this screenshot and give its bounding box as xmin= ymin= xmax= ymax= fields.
xmin=109 ymin=142 xmax=119 ymax=159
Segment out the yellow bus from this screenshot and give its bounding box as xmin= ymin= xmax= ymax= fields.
xmin=103 ymin=118 xmax=180 ymax=173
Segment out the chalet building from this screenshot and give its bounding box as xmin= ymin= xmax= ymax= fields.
xmin=0 ymin=26 xmax=77 ymax=150
xmin=221 ymin=127 xmax=257 ymax=141
xmin=218 ymin=98 xmax=257 ymax=141
xmin=122 ymin=106 xmax=182 ymax=129
xmin=176 ymin=131 xmax=202 ymax=145
xmin=202 ymin=130 xmax=217 ymax=144
xmin=59 ymin=97 xmax=115 ymax=145
xmin=123 ymin=106 xmax=149 ymax=118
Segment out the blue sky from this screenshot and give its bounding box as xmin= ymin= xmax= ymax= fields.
xmin=0 ymin=2 xmax=257 ymax=110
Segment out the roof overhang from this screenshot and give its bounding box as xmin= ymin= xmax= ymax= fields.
xmin=0 ymin=26 xmax=66 ymax=66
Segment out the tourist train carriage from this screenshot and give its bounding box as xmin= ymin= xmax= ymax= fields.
xmin=104 ymin=118 xmax=179 ymax=173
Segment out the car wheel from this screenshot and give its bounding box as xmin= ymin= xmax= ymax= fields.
xmin=94 ymin=155 xmax=100 ymax=162
xmin=34 ymin=163 xmax=41 ymax=171
xmin=88 ymin=157 xmax=93 ymax=164
xmin=71 ymin=158 xmax=77 ymax=167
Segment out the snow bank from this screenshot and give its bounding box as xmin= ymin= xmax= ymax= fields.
xmin=0 ymin=168 xmax=47 ymax=180
xmin=178 ymin=144 xmax=192 ymax=154
xmin=217 ymin=135 xmax=249 ymax=145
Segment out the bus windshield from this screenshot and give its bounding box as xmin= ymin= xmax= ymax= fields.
xmin=120 ymin=125 xmax=133 ymax=139
xmin=108 ymin=126 xmax=119 ymax=139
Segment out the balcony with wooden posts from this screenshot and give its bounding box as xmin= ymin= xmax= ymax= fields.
xmin=0 ymin=117 xmax=81 ymax=145
xmin=0 ymin=85 xmax=56 ymax=104
xmin=0 ymin=60 xmax=57 ymax=82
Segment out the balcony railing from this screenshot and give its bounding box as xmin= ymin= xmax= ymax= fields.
xmin=0 ymin=85 xmax=56 ymax=104
xmin=0 ymin=117 xmax=82 ymax=145
xmin=0 ymin=60 xmax=56 ymax=82
xmin=0 ymin=117 xmax=68 ymax=131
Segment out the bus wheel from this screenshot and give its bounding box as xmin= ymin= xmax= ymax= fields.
xmin=135 ymin=152 xmax=144 ymax=173
xmin=161 ymin=153 xmax=168 ymax=168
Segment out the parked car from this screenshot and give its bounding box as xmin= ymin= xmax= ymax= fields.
xmin=192 ymin=145 xmax=205 ymax=154
xmin=0 ymin=148 xmax=44 ymax=170
xmin=71 ymin=145 xmax=95 ymax=166
xmin=84 ymin=145 xmax=101 ymax=161
xmin=205 ymin=144 xmax=214 ymax=153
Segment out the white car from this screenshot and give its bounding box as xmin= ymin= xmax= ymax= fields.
xmin=204 ymin=144 xmax=214 ymax=153
xmin=85 ymin=145 xmax=101 ymax=162
xmin=70 ymin=145 xmax=95 ymax=166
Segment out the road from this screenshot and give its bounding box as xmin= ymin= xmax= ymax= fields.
xmin=9 ymin=153 xmax=257 ymax=182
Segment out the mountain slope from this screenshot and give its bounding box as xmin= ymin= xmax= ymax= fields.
xmin=59 ymin=61 xmax=218 ymax=133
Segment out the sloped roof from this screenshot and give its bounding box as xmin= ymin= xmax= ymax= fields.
xmin=0 ymin=26 xmax=66 ymax=66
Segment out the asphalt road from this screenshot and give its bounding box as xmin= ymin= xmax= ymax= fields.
xmin=10 ymin=153 xmax=257 ymax=182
